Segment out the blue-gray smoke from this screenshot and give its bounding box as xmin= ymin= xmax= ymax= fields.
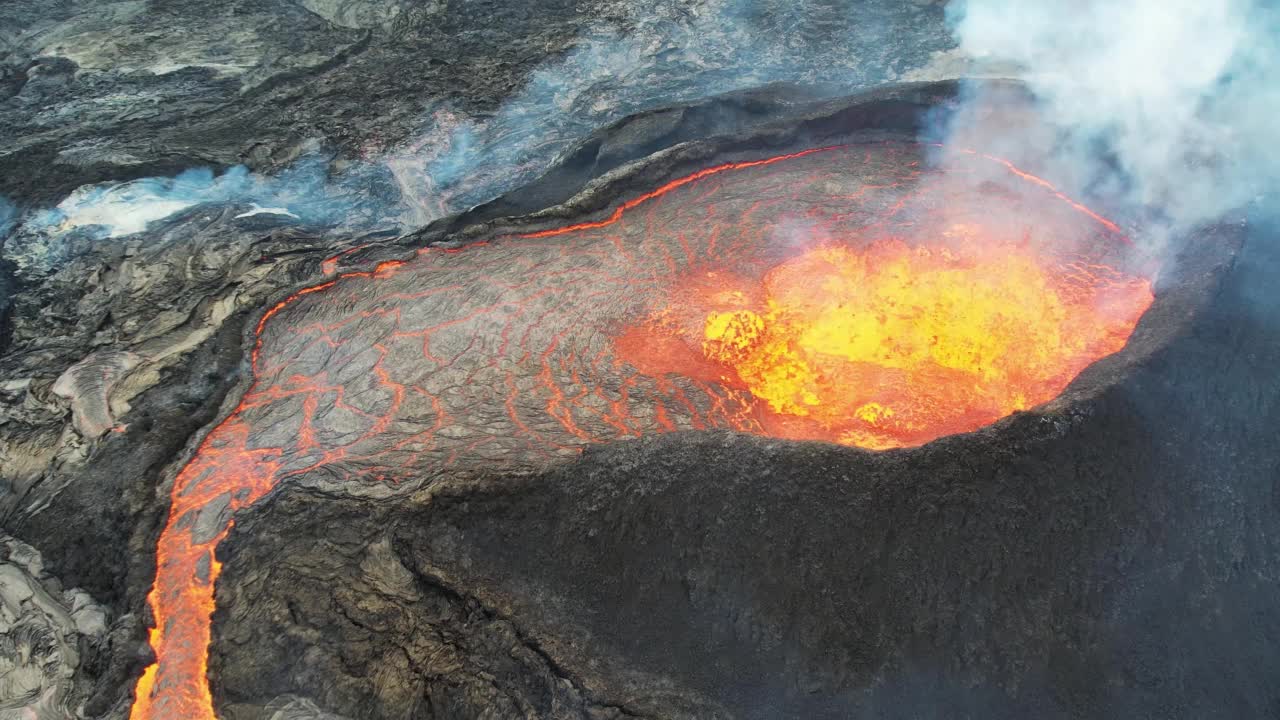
xmin=29 ymin=159 xmax=373 ymax=239
xmin=399 ymin=2 xmax=915 ymax=212
xmin=18 ymin=0 xmax=950 ymax=240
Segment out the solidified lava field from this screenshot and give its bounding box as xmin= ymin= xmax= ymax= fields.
xmin=134 ymin=141 xmax=1152 ymax=718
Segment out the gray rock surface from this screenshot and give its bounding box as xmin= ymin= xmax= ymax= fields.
xmin=0 ymin=535 xmax=109 ymax=720
xmin=51 ymin=350 xmax=141 ymax=439
xmin=259 ymin=695 xmax=352 ymax=720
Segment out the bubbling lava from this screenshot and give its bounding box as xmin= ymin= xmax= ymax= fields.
xmin=128 ymin=142 xmax=1154 ymax=720
xmin=618 ymin=228 xmax=1152 ymax=449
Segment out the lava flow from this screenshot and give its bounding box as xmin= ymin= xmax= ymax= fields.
xmin=130 ymin=142 xmax=1152 ymax=719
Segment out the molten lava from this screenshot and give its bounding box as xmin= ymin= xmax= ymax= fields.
xmin=634 ymin=234 xmax=1152 ymax=449
xmin=128 ymin=141 xmax=1153 ymax=720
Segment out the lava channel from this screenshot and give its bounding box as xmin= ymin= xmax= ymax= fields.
xmin=130 ymin=142 xmax=1152 ymax=719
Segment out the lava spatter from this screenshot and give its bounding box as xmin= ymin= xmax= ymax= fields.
xmin=130 ymin=143 xmax=1151 ymax=719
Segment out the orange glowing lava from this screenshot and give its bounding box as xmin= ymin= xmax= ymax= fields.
xmin=631 ymin=231 xmax=1153 ymax=450
xmin=128 ymin=421 xmax=280 ymax=720
xmin=128 ymin=141 xmax=1152 ymax=720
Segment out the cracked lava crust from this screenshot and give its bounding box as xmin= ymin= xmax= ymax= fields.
xmin=130 ymin=141 xmax=1152 ymax=719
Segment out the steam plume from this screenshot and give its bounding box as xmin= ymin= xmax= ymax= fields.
xmin=944 ymin=0 xmax=1279 ymax=241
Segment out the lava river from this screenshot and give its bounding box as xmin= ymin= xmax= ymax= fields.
xmin=130 ymin=142 xmax=1152 ymax=718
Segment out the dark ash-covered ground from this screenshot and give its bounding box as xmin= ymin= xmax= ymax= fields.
xmin=2 ymin=2 xmax=1279 ymax=720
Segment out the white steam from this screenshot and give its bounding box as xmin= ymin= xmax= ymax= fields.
xmin=947 ymin=0 xmax=1279 ymax=236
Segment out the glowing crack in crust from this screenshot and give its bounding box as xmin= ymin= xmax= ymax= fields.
xmin=130 ymin=143 xmax=1152 ymax=719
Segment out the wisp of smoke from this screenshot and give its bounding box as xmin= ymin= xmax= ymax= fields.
xmin=17 ymin=0 xmax=949 ymax=241
xmin=373 ymin=0 xmax=934 ymax=224
xmin=943 ymin=0 xmax=1279 ymax=243
xmin=28 ymin=158 xmax=375 ymax=239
